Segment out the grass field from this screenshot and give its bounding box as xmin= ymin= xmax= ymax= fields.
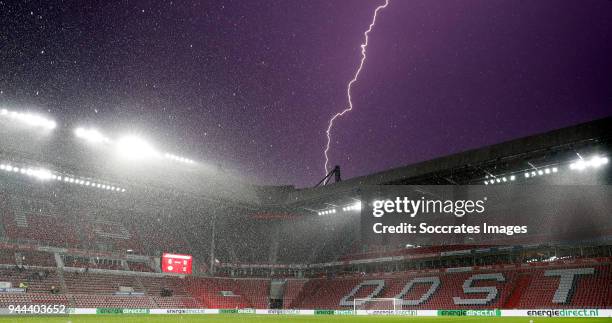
xmin=0 ymin=315 xmax=609 ymax=323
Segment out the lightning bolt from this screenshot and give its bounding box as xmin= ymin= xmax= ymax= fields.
xmin=323 ymin=0 xmax=391 ymax=176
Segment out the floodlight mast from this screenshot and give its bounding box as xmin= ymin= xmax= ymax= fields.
xmin=315 ymin=165 xmax=342 ymax=187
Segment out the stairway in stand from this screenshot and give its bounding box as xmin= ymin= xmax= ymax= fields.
xmin=504 ymin=273 xmax=531 ymax=308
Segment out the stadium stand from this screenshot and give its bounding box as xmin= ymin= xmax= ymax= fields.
xmin=184 ymin=277 xmax=254 ymax=308
xmin=63 ymin=272 xmax=143 ymax=294
xmin=290 ymin=261 xmax=612 ymax=309
xmin=0 ymin=268 xmax=60 ymax=293
xmin=282 ymin=279 xmax=308 ymax=309
xmin=19 ymin=251 xmax=56 ymax=267
xmin=0 ymin=117 xmax=610 ymax=311
xmin=128 ymin=261 xmax=155 ymax=273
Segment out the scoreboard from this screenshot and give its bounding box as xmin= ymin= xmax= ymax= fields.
xmin=161 ymin=253 xmax=193 ymax=274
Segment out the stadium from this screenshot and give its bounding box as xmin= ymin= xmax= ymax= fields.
xmin=2 ymin=1 xmax=612 ymax=322
xmin=0 ymin=109 xmax=611 ymax=322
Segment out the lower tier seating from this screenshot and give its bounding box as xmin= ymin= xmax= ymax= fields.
xmin=291 ymin=263 xmax=612 ymax=309
xmin=0 ymin=261 xmax=608 ymax=309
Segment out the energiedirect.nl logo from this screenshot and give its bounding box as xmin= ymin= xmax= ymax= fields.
xmin=527 ymin=309 xmax=599 ymax=317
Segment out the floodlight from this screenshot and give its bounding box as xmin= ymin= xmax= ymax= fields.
xmin=552 ymin=167 xmax=558 ymax=173
xmin=74 ymin=127 xmax=110 ymax=143
xmin=117 ymin=136 xmax=159 ymax=160
xmin=537 ymin=170 xmax=543 ymax=176
xmin=510 ymin=175 xmax=516 ymax=181
xmin=3 ymin=110 xmax=56 ymax=130
xmin=524 ymin=172 xmax=530 ymax=178
xmin=570 ymin=160 xmax=586 ymax=170
xmin=590 ymin=156 xmax=608 ymax=168
xmin=545 ymin=168 xmax=551 ymax=174
xmin=164 ymin=153 xmax=195 ymax=164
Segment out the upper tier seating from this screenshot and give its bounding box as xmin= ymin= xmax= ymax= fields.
xmin=19 ymin=251 xmax=56 ymax=267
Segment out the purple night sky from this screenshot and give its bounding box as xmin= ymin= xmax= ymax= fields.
xmin=1 ymin=0 xmax=611 ymax=187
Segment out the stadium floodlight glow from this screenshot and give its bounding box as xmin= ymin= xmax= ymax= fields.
xmin=74 ymin=127 xmax=110 ymax=144
xmin=28 ymin=168 xmax=53 ymax=181
xmin=116 ymin=136 xmax=159 ymax=160
xmin=342 ymin=201 xmax=362 ymax=212
xmin=569 ymin=155 xmax=608 ymax=171
xmin=0 ymin=160 xmax=126 ymax=193
xmin=510 ymin=175 xmax=516 ymax=181
xmin=164 ymin=153 xmax=196 ymax=164
xmin=0 ymin=109 xmax=56 ymax=130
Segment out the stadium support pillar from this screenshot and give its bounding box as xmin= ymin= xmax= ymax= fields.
xmin=209 ymin=213 xmax=216 ymax=275
xmin=268 ymin=226 xmax=280 ymax=264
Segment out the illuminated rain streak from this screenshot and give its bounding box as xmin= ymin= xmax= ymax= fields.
xmin=323 ymin=0 xmax=391 ymax=176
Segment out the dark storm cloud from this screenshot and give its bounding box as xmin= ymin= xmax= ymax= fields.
xmin=1 ymin=0 xmax=610 ymax=187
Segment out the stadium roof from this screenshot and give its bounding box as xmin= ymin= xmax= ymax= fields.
xmin=281 ymin=116 xmax=611 ymax=210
